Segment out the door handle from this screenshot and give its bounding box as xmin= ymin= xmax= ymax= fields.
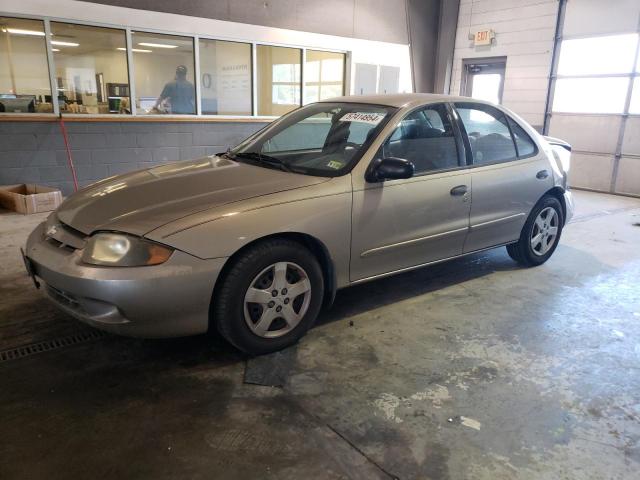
xmin=450 ymin=185 xmax=468 ymax=196
xmin=536 ymin=170 xmax=549 ymax=179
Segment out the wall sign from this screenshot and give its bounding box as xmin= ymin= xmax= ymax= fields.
xmin=473 ymin=29 xmax=495 ymax=46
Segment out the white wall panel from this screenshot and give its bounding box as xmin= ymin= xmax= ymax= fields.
xmin=548 ymin=115 xmax=623 ymax=154
xmin=563 ymin=0 xmax=640 ymax=37
xmin=621 ymin=117 xmax=640 ymax=156
xmin=569 ymin=153 xmax=615 ymax=191
xmin=614 ymin=157 xmax=640 ymax=196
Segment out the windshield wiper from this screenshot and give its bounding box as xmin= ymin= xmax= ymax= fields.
xmin=232 ymin=151 xmax=294 ymax=173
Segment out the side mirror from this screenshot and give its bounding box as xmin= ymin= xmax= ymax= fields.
xmin=366 ymin=157 xmax=415 ymax=182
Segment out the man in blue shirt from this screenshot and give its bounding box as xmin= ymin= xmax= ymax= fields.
xmin=155 ymin=65 xmax=195 ymax=114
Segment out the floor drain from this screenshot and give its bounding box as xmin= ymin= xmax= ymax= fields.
xmin=0 ymin=330 xmax=108 ymax=363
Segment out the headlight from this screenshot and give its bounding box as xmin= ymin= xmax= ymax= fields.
xmin=81 ymin=232 xmax=173 ymax=267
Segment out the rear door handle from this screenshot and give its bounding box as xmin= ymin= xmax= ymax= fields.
xmin=536 ymin=170 xmax=549 ymax=179
xmin=450 ymin=185 xmax=468 ymax=196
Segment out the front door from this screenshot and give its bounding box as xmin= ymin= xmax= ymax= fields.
xmin=350 ymin=104 xmax=471 ymax=282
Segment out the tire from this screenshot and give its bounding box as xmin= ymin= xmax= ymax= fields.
xmin=507 ymin=195 xmax=564 ymax=267
xmin=213 ymin=238 xmax=324 ymax=355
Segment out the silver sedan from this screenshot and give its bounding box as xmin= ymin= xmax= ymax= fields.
xmin=23 ymin=94 xmax=574 ymax=354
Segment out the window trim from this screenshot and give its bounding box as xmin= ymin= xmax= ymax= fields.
xmin=368 ymin=102 xmax=467 ymax=178
xmin=452 ymin=102 xmax=539 ymax=169
xmin=0 ymin=12 xmax=349 ymax=119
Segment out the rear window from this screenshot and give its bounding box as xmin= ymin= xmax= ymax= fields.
xmin=507 ymin=116 xmax=537 ymax=158
xmin=455 ymin=104 xmax=517 ymax=164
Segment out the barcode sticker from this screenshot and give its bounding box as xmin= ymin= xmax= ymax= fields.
xmin=339 ymin=112 xmax=386 ymax=125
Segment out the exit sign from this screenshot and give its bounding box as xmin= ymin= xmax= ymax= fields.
xmin=474 ymin=29 xmax=495 ymax=46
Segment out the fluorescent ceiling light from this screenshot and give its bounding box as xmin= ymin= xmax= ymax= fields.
xmin=51 ymin=40 xmax=79 ymax=47
xmin=52 ymin=48 xmax=60 ymax=52
xmin=138 ymin=42 xmax=178 ymax=49
xmin=2 ymin=28 xmax=45 ymax=36
xmin=117 ymin=47 xmax=152 ymax=53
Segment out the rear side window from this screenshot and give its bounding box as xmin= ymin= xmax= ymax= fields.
xmin=379 ymin=104 xmax=460 ymax=175
xmin=507 ymin=116 xmax=537 ymax=158
xmin=455 ymin=104 xmax=517 ymax=165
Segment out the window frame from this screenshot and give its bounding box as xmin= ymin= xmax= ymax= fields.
xmin=0 ymin=12 xmax=350 ymax=119
xmin=452 ymin=102 xmax=539 ymax=168
xmin=303 ymin=49 xmax=347 ymax=105
xmin=371 ymin=102 xmax=467 ymax=178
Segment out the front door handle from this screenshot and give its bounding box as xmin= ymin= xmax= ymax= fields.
xmin=450 ymin=185 xmax=468 ymax=196
xmin=536 ymin=170 xmax=549 ymax=179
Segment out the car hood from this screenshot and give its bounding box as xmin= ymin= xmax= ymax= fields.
xmin=55 ymin=156 xmax=328 ymax=236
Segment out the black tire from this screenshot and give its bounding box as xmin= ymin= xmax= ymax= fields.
xmin=213 ymin=238 xmax=324 ymax=355
xmin=507 ymin=195 xmax=564 ymax=267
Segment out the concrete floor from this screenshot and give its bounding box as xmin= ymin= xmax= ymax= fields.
xmin=1 ymin=189 xmax=639 ymax=479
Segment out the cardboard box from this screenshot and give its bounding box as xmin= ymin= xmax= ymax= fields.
xmin=0 ymin=184 xmax=63 ymax=215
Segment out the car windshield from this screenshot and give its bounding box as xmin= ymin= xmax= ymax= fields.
xmin=229 ymin=102 xmax=397 ymax=176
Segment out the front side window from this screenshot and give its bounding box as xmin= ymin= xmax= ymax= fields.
xmin=231 ymin=102 xmax=396 ymax=176
xmin=0 ymin=17 xmax=52 ymax=113
xmin=51 ymin=22 xmax=130 ymax=115
xmin=199 ymin=39 xmax=252 ymax=115
xmin=132 ymin=31 xmax=195 ymax=115
xmin=455 ymin=103 xmax=517 ymax=165
xmin=378 ymin=104 xmax=460 ymax=175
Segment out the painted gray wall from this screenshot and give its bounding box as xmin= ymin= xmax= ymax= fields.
xmin=85 ymin=0 xmax=410 ymax=44
xmin=0 ymin=121 xmax=267 ymax=195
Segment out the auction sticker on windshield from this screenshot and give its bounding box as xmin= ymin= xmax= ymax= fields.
xmin=339 ymin=112 xmax=386 ymax=125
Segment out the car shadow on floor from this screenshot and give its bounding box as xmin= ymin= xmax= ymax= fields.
xmin=316 ymin=247 xmax=519 ymax=327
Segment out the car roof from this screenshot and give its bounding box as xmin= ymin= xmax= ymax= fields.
xmin=319 ymin=93 xmax=484 ymax=109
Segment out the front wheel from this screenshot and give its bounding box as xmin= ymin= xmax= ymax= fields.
xmin=213 ymin=238 xmax=324 ymax=355
xmin=507 ymin=195 xmax=564 ymax=267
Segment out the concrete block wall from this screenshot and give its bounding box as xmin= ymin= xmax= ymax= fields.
xmin=0 ymin=121 xmax=267 ymax=195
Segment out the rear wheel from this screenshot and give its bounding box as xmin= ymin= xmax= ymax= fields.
xmin=507 ymin=195 xmax=563 ymax=267
xmin=214 ymin=239 xmax=324 ymax=355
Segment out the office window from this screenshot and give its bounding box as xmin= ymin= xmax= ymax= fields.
xmin=199 ymin=39 xmax=252 ymax=115
xmin=132 ymin=31 xmax=195 ymax=115
xmin=553 ymin=77 xmax=630 ymax=114
xmin=0 ymin=17 xmax=52 ymax=113
xmin=557 ymin=34 xmax=638 ymax=76
xmin=257 ymin=45 xmax=301 ymax=116
xmin=455 ymin=104 xmax=517 ymax=164
xmin=380 ymin=104 xmax=459 ymax=174
xmin=51 ymin=22 xmax=129 ymax=115
xmin=304 ymin=50 xmax=345 ymax=104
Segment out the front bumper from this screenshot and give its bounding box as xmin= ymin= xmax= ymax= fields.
xmin=25 ymin=222 xmax=227 ymax=338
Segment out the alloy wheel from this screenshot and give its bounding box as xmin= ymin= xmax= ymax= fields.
xmin=243 ymin=262 xmax=312 ymax=338
xmin=530 ymin=207 xmax=559 ymax=256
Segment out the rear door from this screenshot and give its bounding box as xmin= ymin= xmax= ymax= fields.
xmin=453 ymin=102 xmax=553 ymax=253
